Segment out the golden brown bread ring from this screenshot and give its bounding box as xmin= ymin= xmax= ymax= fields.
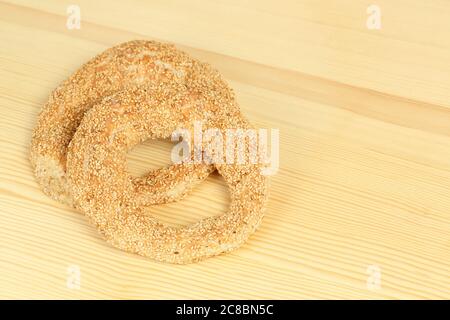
xmin=30 ymin=40 xmax=224 ymax=206
xmin=67 ymin=85 xmax=269 ymax=264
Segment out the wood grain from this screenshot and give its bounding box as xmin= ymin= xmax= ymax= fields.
xmin=0 ymin=0 xmax=449 ymax=299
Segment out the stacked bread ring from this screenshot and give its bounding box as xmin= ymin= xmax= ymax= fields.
xmin=31 ymin=40 xmax=269 ymax=264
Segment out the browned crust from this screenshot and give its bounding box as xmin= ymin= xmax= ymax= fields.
xmin=30 ymin=40 xmax=223 ymax=206
xmin=67 ymin=83 xmax=269 ymax=264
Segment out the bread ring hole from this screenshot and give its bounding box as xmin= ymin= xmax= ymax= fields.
xmin=126 ymin=138 xmax=176 ymax=177
xmin=126 ymin=137 xmax=230 ymax=227
xmin=141 ymin=172 xmax=230 ymax=228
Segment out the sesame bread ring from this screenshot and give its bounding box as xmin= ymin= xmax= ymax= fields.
xmin=67 ymin=85 xmax=269 ymax=264
xmin=31 ymin=40 xmax=221 ymax=207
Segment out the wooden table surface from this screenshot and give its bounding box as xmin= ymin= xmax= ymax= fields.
xmin=1 ymin=0 xmax=450 ymax=299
